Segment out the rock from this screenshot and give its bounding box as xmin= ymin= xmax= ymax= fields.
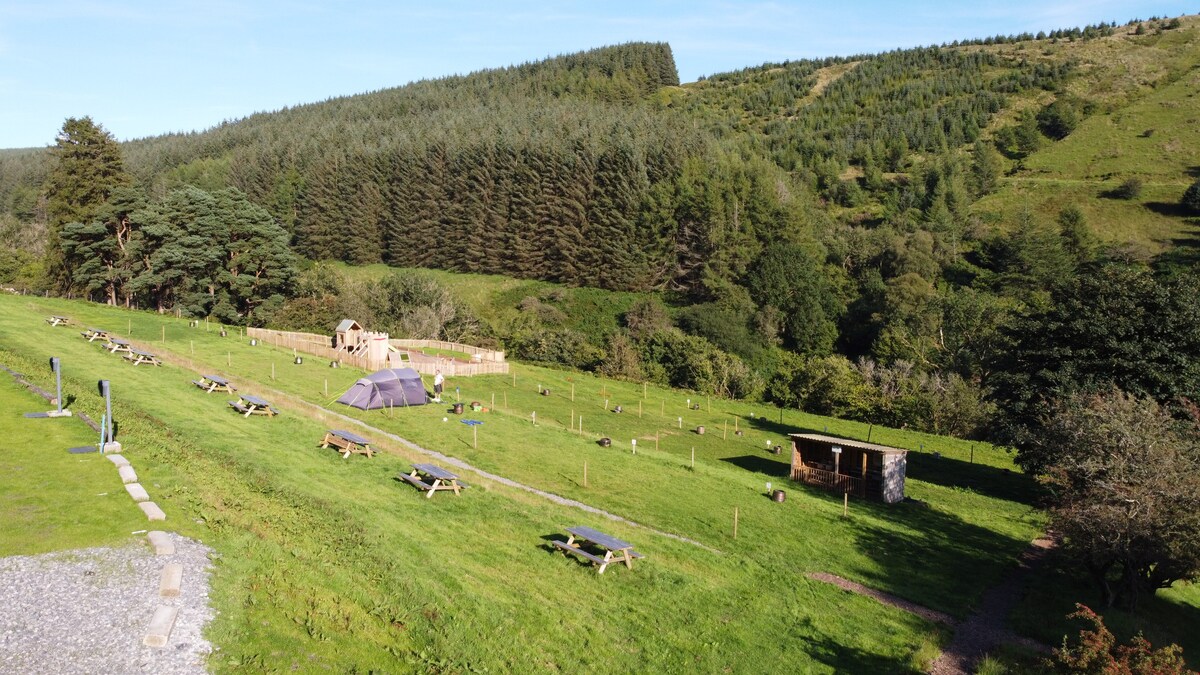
xmin=118 ymin=465 xmax=138 ymax=484
xmin=124 ymin=483 xmax=150 ymax=502
xmin=139 ymin=502 xmax=166 ymax=522
xmin=159 ymin=564 xmax=183 ymax=598
xmin=143 ymin=605 xmax=178 ymax=647
xmin=146 ymin=531 xmax=175 ymax=555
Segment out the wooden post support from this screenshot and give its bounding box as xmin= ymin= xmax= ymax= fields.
xmin=271 ymin=362 xmax=276 ymax=380
xmin=724 ymin=420 xmax=728 ymax=440
xmin=571 ymin=383 xmax=574 ymax=401
xmin=532 ymin=411 xmax=536 ymax=426
xmin=735 ymin=418 xmax=739 ymax=433
xmin=161 ymin=325 xmax=165 ymax=343
xmin=491 ymin=393 xmax=495 ymax=408
xmin=473 ymin=424 xmax=478 ymax=449
xmin=733 ymin=507 xmax=739 ymax=538
xmin=579 ymin=415 xmax=583 ymax=436
xmin=324 ymin=378 xmax=328 ymax=397
xmin=583 ymin=460 xmax=588 ymax=488
xmin=691 ymin=447 xmax=695 ymax=468
xmin=843 ymin=492 xmax=849 ymax=518
xmin=604 ymin=399 xmax=609 ymax=410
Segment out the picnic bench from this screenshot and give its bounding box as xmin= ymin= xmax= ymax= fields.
xmin=228 ymin=393 xmax=278 ymax=417
xmin=553 ymin=525 xmax=644 ymax=574
xmin=123 ymin=348 xmax=162 ymax=366
xmin=81 ymin=327 xmax=112 ymax=343
xmin=398 ymin=463 xmax=468 ymax=498
xmin=106 ymin=338 xmax=133 ymax=355
xmin=46 ymin=316 xmax=70 ymax=327
xmin=192 ymin=374 xmax=236 ymax=394
xmin=321 ymin=429 xmax=374 ymax=458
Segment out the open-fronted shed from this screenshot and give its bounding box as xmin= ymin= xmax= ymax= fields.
xmin=789 ymin=433 xmax=908 ymax=504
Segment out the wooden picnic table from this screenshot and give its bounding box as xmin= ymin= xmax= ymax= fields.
xmin=553 ymin=525 xmax=644 ymax=574
xmin=228 ymin=393 xmax=278 ymax=417
xmin=81 ymin=327 xmax=112 ymax=343
xmin=192 ymin=374 xmax=236 ymax=394
xmin=321 ymin=429 xmax=373 ymax=458
xmin=398 ymin=462 xmax=468 ymax=498
xmin=106 ymin=338 xmax=133 ymax=354
xmin=123 ymin=348 xmax=162 ymax=366
xmin=46 ymin=316 xmax=70 ymax=327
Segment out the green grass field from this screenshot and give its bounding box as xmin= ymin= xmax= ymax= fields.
xmin=973 ymin=25 xmax=1200 ymax=256
xmin=0 ymin=294 xmax=1195 ymax=671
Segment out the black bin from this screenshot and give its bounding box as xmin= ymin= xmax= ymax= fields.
xmin=771 ymin=489 xmax=786 ymax=503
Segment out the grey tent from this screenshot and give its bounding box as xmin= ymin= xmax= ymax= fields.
xmin=336 ymin=368 xmax=428 ymax=410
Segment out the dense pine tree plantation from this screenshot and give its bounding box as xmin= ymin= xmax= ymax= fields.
xmin=1 ymin=22 xmax=1198 ymax=442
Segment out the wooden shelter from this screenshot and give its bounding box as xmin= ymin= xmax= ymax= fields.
xmin=789 ymin=433 xmax=908 ymax=504
xmin=334 ymin=319 xmax=364 ymax=352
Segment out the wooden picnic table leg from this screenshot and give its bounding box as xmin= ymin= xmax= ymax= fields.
xmin=599 ymin=550 xmax=613 ymax=574
xmin=450 ymin=480 xmax=461 ymax=495
xmin=622 ymin=551 xmax=633 ymax=569
xmin=244 ymin=406 xmax=254 ymax=418
xmin=427 ymin=478 xmax=441 ymax=498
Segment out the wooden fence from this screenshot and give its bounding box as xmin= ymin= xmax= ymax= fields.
xmin=246 ymin=328 xmax=509 ymax=376
xmin=247 ymin=327 xmax=379 ymax=370
xmin=388 ymin=339 xmax=506 ymax=363
xmin=791 ymin=466 xmax=866 ymax=498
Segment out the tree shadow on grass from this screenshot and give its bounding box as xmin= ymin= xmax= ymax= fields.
xmin=778 ymin=424 xmax=1044 ymax=507
xmin=719 ymin=454 xmax=790 ymax=477
xmin=845 ymin=496 xmax=1032 ymax=618
xmin=793 ymin=617 xmax=928 ymax=673
xmin=1012 ymin=549 xmax=1200 ymax=667
xmin=1145 ymin=201 xmax=1192 ymax=217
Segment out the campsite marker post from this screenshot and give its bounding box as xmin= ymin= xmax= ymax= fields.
xmin=531 ymin=411 xmax=536 ymax=426
xmin=691 ymin=447 xmax=695 ymax=468
xmin=631 ymin=439 xmax=636 ymax=455
xmin=583 ymin=460 xmax=588 ymax=487
xmin=733 ymin=507 xmax=739 ymax=538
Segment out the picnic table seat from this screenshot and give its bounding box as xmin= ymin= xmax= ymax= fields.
xmin=124 ymin=349 xmax=162 ymax=366
xmin=321 ymin=429 xmax=374 ymax=458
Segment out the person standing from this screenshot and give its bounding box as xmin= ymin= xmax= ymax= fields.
xmin=433 ymin=370 xmax=444 ymax=402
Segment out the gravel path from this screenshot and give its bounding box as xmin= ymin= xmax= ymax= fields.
xmin=0 ymin=533 xmax=215 ymax=674
xmin=806 ymin=572 xmax=956 ymax=625
xmin=929 ymin=536 xmax=1055 ymax=675
xmin=808 ymin=536 xmax=1055 ymax=674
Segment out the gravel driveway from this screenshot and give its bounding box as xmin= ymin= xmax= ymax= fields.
xmin=0 ymin=532 xmax=214 ymax=674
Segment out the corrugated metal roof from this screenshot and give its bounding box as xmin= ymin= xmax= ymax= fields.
xmin=789 ymin=433 xmax=907 ymax=454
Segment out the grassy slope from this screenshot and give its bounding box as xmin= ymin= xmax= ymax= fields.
xmin=972 ymin=20 xmax=1200 ymax=253
xmin=0 ymin=375 xmax=147 ymax=555
xmin=1 ymin=295 xmax=1195 ymax=669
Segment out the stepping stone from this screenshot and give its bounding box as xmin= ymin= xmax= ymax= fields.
xmin=139 ymin=502 xmax=166 ymax=522
xmin=106 ymin=454 xmax=130 ymax=467
xmin=146 ymin=531 xmax=175 ymax=555
xmin=159 ymin=563 xmax=183 ymax=598
xmin=125 ymin=483 xmax=150 ymax=502
xmin=143 ymin=605 xmax=179 ymax=648
xmin=118 ymin=465 xmax=138 ymax=484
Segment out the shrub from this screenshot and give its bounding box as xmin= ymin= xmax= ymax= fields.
xmin=1050 ymin=604 xmax=1193 ymax=674
xmin=1108 ymin=177 xmax=1144 ymax=200
xmin=1181 ymin=178 xmax=1200 ymax=214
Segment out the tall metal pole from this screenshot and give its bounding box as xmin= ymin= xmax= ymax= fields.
xmin=51 ymin=358 xmax=62 ymax=414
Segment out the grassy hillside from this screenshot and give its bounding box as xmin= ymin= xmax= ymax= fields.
xmin=2 ymin=295 xmax=1197 ymax=670
xmin=973 ymin=22 xmax=1200 ymax=254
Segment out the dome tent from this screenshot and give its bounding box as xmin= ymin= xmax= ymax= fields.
xmin=336 ymin=368 xmax=428 ymax=410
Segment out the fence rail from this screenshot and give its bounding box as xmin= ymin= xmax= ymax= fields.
xmin=389 ymin=339 xmax=505 ymax=363
xmin=791 ymin=465 xmax=865 ymax=497
xmin=247 ymin=328 xmax=508 ymax=376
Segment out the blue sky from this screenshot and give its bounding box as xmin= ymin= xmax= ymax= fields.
xmin=0 ymin=1 xmax=1193 ymax=149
